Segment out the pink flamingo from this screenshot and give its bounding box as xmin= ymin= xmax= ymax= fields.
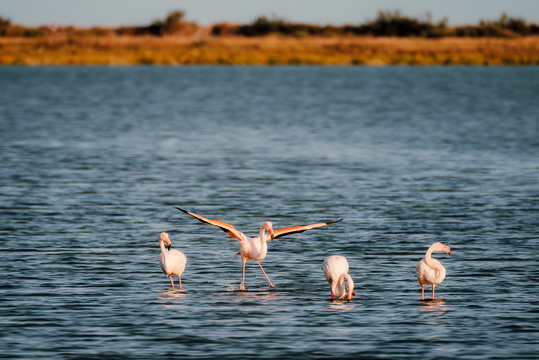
xmin=159 ymin=232 xmax=187 ymax=289
xmin=177 ymin=207 xmax=342 ymax=290
xmin=416 ymin=242 xmax=452 ymax=299
xmin=322 ymin=255 xmax=355 ymax=300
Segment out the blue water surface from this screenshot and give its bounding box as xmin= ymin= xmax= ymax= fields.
xmin=0 ymin=66 xmax=538 ymax=359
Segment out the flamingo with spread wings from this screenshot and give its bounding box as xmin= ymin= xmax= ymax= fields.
xmin=176 ymin=207 xmax=342 ymax=290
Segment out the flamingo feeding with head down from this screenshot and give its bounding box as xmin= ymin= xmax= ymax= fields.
xmin=159 ymin=232 xmax=187 ymax=290
xmin=322 ymin=255 xmax=355 ymax=301
xmin=176 ymin=207 xmax=342 ymax=290
xmin=416 ymin=242 xmax=452 ymax=300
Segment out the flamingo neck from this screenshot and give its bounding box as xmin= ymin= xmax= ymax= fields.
xmin=259 ymin=226 xmax=269 ymax=244
xmin=425 ymin=247 xmax=440 ymax=270
xmin=344 ymin=274 xmax=354 ymax=293
xmin=336 ymin=273 xmax=351 ymax=298
xmin=258 ymin=225 xmax=269 ymax=254
xmin=159 ymin=239 xmax=167 ymax=253
xmin=337 ymin=274 xmax=346 ymax=297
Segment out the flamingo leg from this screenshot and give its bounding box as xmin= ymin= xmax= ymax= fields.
xmin=256 ymin=260 xmax=274 ymax=288
xmin=178 ymin=276 xmax=182 ymax=290
xmin=240 ymin=260 xmax=246 ymax=290
xmin=169 ymin=275 xmax=175 ymax=289
xmin=432 ymin=284 xmax=436 ymax=299
xmin=421 ymin=285 xmax=425 ymax=300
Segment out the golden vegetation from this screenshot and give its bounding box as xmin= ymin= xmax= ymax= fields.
xmin=1 ymin=33 xmax=538 ymax=66
xmin=1 ymin=10 xmax=539 ymax=66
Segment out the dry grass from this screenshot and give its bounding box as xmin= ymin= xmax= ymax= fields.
xmin=1 ymin=33 xmax=538 ymax=65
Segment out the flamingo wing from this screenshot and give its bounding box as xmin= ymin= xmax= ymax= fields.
xmin=272 ymin=218 xmax=343 ymax=240
xmin=176 ymin=207 xmax=244 ymax=241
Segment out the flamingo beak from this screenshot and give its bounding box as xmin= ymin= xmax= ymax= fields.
xmin=165 ymin=239 xmax=172 ymax=251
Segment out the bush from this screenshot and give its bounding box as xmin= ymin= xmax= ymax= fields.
xmin=146 ymin=10 xmax=187 ymax=35
xmin=231 ymin=11 xmax=449 ymax=38
xmin=237 ymin=16 xmax=281 ymax=36
xmin=235 ymin=16 xmax=343 ymax=37
xmin=496 ymin=13 xmax=529 ymax=35
xmin=357 ymin=10 xmax=448 ymax=37
xmin=211 ymin=22 xmax=240 ymax=36
xmin=454 ymin=14 xmax=531 ymax=37
xmin=0 ymin=16 xmax=11 ymax=36
xmin=3 ymin=24 xmax=52 ymax=37
xmin=28 ymin=26 xmax=52 ymax=36
xmin=115 ymin=10 xmax=194 ymax=36
xmin=84 ymin=27 xmax=114 ymax=37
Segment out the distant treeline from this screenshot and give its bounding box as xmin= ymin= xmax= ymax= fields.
xmin=1 ymin=10 xmax=538 ymax=38
xmin=215 ymin=11 xmax=539 ymax=38
xmin=0 ymin=10 xmax=198 ymax=37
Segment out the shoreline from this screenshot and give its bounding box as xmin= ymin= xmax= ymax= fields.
xmin=1 ymin=35 xmax=538 ymax=66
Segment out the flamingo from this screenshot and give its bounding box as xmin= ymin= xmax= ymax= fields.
xmin=176 ymin=207 xmax=342 ymax=290
xmin=159 ymin=232 xmax=187 ymax=290
xmin=322 ymin=255 xmax=355 ymax=300
xmin=416 ymin=242 xmax=452 ymax=300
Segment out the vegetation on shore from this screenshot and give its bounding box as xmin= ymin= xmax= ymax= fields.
xmin=1 ymin=10 xmax=538 ymax=65
xmin=215 ymin=11 xmax=539 ymax=38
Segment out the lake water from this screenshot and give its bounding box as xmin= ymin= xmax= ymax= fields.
xmin=0 ymin=66 xmax=538 ymax=359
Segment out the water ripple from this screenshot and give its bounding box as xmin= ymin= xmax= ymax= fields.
xmin=1 ymin=66 xmax=538 ymax=359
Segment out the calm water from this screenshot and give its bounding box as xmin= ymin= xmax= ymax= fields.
xmin=1 ymin=66 xmax=538 ymax=359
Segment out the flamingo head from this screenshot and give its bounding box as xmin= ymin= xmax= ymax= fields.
xmin=432 ymin=242 xmax=451 ymax=257
xmin=264 ymin=221 xmax=275 ymax=241
xmin=160 ymin=232 xmax=172 ymax=250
